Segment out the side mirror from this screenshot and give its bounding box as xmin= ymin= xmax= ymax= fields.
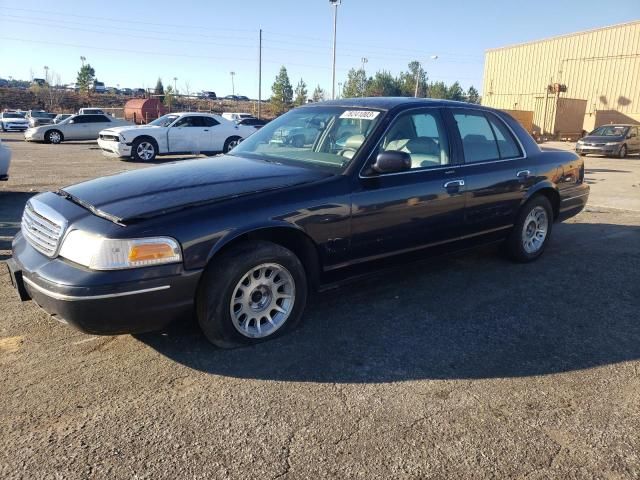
xmin=68 ymin=120 xmax=74 ymax=124
xmin=371 ymin=151 xmax=411 ymax=174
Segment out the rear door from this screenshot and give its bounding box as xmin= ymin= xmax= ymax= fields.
xmin=85 ymin=115 xmax=114 ymax=139
xmin=64 ymin=115 xmax=91 ymax=139
xmin=449 ymin=108 xmax=532 ymax=234
xmin=350 ymin=107 xmax=467 ymax=261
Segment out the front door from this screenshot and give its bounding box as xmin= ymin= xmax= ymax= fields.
xmin=350 ymin=108 xmax=466 ymax=262
xmin=449 ymin=108 xmax=532 ymax=233
xmin=167 ymin=116 xmax=210 ymax=153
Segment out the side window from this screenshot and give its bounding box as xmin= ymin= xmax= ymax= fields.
xmin=200 ymin=117 xmax=220 ymax=127
xmin=72 ymin=116 xmax=88 ymax=124
xmin=94 ymin=115 xmax=111 ymax=123
xmin=487 ymin=114 xmax=522 ymax=159
xmin=453 ymin=111 xmax=499 ymax=163
xmin=173 ymin=116 xmax=198 ymax=127
xmin=381 ymin=110 xmax=450 ymax=169
xmin=633 ymin=127 xmax=639 ymax=138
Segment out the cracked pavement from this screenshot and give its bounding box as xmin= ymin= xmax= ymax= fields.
xmin=1 ymin=134 xmax=640 ymax=478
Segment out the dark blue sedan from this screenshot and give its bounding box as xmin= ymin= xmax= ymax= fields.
xmin=8 ymin=98 xmax=589 ymax=347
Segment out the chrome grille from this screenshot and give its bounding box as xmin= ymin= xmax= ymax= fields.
xmin=21 ymin=200 xmax=67 ymax=257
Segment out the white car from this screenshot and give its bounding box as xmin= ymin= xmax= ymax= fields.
xmin=24 ymin=114 xmax=131 ymax=144
xmin=78 ymin=108 xmax=105 ymax=115
xmin=221 ymin=112 xmax=255 ymax=122
xmin=0 ymin=112 xmax=29 ymax=132
xmin=0 ymin=138 xmax=10 ymax=181
xmin=97 ymin=112 xmax=257 ymax=162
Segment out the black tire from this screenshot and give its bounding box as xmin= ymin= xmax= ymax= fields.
xmin=131 ymin=137 xmax=157 ymax=162
xmin=45 ymin=130 xmax=63 ymax=144
xmin=619 ymin=144 xmax=627 ymax=158
xmin=505 ymin=195 xmax=553 ymax=263
xmin=1 ymin=124 xmax=6 ymax=132
xmin=223 ymin=136 xmax=241 ymax=153
xmin=197 ymin=240 xmax=308 ymax=348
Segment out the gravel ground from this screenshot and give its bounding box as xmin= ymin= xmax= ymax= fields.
xmin=1 ymin=133 xmax=640 ymax=479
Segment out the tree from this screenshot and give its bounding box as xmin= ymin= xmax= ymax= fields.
xmin=311 ymin=85 xmax=326 ymax=102
xmin=365 ymin=71 xmax=402 ymax=97
xmin=271 ymin=66 xmax=293 ymax=114
xmin=399 ymin=60 xmax=428 ymax=97
xmin=76 ymin=64 xmax=96 ymax=94
xmin=163 ymin=85 xmax=174 ymax=109
xmin=342 ymin=68 xmax=368 ymax=98
xmin=466 ymin=86 xmax=481 ymax=104
xmin=294 ymin=78 xmax=308 ymax=106
xmin=427 ymin=81 xmax=448 ymax=99
xmin=447 ymin=81 xmax=465 ymax=101
xmin=154 ymin=78 xmax=165 ymax=102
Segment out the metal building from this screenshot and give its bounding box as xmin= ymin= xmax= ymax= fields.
xmin=482 ymin=21 xmax=640 ymax=137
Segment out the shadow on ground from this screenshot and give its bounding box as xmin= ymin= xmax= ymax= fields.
xmin=136 ymin=221 xmax=640 ymax=383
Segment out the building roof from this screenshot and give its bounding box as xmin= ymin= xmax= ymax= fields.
xmin=486 ymin=19 xmax=640 ymax=53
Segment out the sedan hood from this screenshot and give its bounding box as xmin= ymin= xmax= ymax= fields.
xmin=58 ymin=155 xmax=330 ymax=223
xmin=101 ymin=125 xmax=163 ymax=136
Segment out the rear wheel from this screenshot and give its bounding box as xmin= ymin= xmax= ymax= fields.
xmin=505 ymin=195 xmax=553 ymax=262
xmin=45 ymin=130 xmax=63 ymax=144
xmin=131 ymin=138 xmax=157 ymax=162
xmin=223 ymin=136 xmax=241 ymax=153
xmin=197 ymin=241 xmax=308 ymax=348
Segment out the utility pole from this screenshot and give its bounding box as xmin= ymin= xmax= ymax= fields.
xmin=360 ymin=57 xmax=368 ymax=97
xmin=173 ymin=77 xmax=178 ymax=93
xmin=330 ymin=0 xmax=341 ymax=99
xmin=258 ymin=29 xmax=262 ymax=119
xmin=414 ymin=63 xmax=422 ymax=98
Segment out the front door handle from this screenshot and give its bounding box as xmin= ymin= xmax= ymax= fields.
xmin=516 ymin=170 xmax=531 ymax=178
xmin=443 ymin=179 xmax=465 ymax=189
xmin=204 ymin=129 xmax=209 ymax=132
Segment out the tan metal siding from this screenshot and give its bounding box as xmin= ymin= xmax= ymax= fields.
xmin=482 ymin=21 xmax=640 ymax=132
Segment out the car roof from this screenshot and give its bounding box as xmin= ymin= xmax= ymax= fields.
xmin=172 ymin=112 xmax=221 ymax=117
xmin=300 ymin=97 xmax=487 ymax=111
xmin=594 ymin=124 xmax=635 ymax=128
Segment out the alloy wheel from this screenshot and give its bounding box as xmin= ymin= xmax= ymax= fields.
xmin=522 ymin=206 xmax=548 ymax=254
xmin=230 ymin=263 xmax=295 ymax=339
xmin=136 ymin=142 xmax=155 ymax=161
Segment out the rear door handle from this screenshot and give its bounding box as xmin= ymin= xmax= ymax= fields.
xmin=204 ymin=129 xmax=209 ymax=132
xmin=444 ymin=179 xmax=465 ymax=188
xmin=516 ymin=170 xmax=531 ymax=178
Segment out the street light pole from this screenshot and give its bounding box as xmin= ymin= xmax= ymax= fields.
xmin=230 ymin=71 xmax=236 ymax=96
xmin=330 ymin=0 xmax=341 ymax=100
xmin=360 ymin=57 xmax=368 ymax=97
xmin=173 ymin=77 xmax=178 ymax=93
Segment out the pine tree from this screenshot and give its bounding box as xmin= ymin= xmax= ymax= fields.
xmin=447 ymin=81 xmax=465 ymax=101
xmin=154 ymin=78 xmax=165 ymax=102
xmin=399 ymin=61 xmax=428 ymax=97
xmin=342 ymin=68 xmax=368 ymax=98
xmin=427 ymin=81 xmax=448 ymax=99
xmin=294 ymin=78 xmax=308 ymax=106
xmin=312 ymin=85 xmax=326 ymax=102
xmin=365 ymin=71 xmax=401 ymax=97
xmin=76 ymin=64 xmax=96 ymax=94
xmin=466 ymin=86 xmax=481 ymax=104
xmin=271 ymin=66 xmax=294 ymax=114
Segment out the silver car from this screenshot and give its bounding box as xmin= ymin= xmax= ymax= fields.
xmin=0 ymin=138 xmax=10 ymax=181
xmin=24 ymin=114 xmax=131 ymax=144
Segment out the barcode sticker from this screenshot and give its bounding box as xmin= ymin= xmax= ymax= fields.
xmin=339 ymin=110 xmax=380 ymax=120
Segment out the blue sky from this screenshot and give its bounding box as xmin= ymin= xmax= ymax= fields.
xmin=1 ymin=0 xmax=638 ymax=97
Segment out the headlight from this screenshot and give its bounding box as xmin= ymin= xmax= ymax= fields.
xmin=59 ymin=230 xmax=182 ymax=270
xmin=605 ymin=142 xmax=620 ymax=146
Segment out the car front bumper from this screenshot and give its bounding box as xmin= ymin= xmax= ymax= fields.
xmin=97 ymin=138 xmax=131 ymax=158
xmin=24 ymin=129 xmax=45 ymax=141
xmin=8 ymin=232 xmax=202 ymax=335
xmin=2 ymin=123 xmax=29 ymax=131
xmin=575 ymin=144 xmax=621 ymax=155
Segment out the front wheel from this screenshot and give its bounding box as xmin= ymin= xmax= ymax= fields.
xmin=131 ymin=138 xmax=157 ymax=162
xmin=505 ymin=195 xmax=553 ymax=263
xmin=45 ymin=130 xmax=63 ymax=144
xmin=197 ymin=241 xmax=308 ymax=348
xmin=618 ymin=144 xmax=627 ymax=158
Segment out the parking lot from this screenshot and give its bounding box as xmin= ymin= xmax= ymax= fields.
xmin=1 ymin=132 xmax=640 ymax=479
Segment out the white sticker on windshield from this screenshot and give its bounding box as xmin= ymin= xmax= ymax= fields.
xmin=339 ymin=110 xmax=380 ymax=120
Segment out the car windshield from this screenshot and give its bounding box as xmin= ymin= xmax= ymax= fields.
xmin=2 ymin=113 xmax=23 ymax=118
xmin=230 ymin=106 xmax=383 ymax=171
xmin=31 ymin=111 xmax=50 ymax=118
xmin=149 ymin=114 xmax=180 ymax=127
xmin=590 ymin=125 xmax=629 ymax=136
